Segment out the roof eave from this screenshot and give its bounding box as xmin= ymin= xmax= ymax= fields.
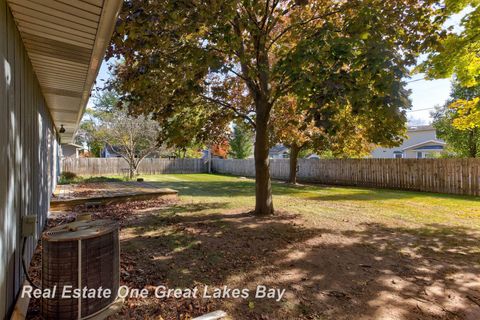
xmin=7 ymin=0 xmax=122 ymax=143
xmin=402 ymin=140 xmax=446 ymax=151
xmin=73 ymin=0 xmax=122 ymax=142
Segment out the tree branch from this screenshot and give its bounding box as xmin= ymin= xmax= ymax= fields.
xmin=200 ymin=94 xmax=256 ymax=128
xmin=233 ymin=14 xmax=260 ymax=94
xmin=267 ymin=8 xmax=344 ymax=50
xmin=239 ymin=2 xmax=260 ymax=30
xmin=265 ymin=1 xmax=295 ymax=35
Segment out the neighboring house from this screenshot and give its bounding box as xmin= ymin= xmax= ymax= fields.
xmin=101 ymin=144 xmax=122 ymax=158
xmin=101 ymin=144 xmax=168 ymax=158
xmin=201 ymin=149 xmax=210 ymax=160
xmin=60 ymin=143 xmax=83 ymax=158
xmin=269 ymin=144 xmax=290 ymax=159
xmin=306 ymin=153 xmax=320 ymax=159
xmin=371 ymin=125 xmax=446 ymax=159
xmin=0 ymin=0 xmax=121 ymax=317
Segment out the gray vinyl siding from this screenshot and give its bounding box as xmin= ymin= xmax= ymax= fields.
xmin=0 ymin=0 xmax=59 ymax=317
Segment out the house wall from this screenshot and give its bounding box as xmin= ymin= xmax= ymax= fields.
xmin=61 ymin=144 xmax=79 ymax=158
xmin=0 ymin=1 xmax=59 ymax=318
xmin=371 ymin=128 xmax=441 ymax=158
xmin=270 ymin=152 xmax=289 ymax=159
xmin=101 ymin=146 xmax=122 ymax=158
xmin=404 ymin=149 xmax=443 ymax=159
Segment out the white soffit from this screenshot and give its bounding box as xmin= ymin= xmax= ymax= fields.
xmin=7 ymin=0 xmax=122 ymax=142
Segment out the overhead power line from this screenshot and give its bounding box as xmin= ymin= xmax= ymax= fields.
xmin=407 ymin=107 xmax=435 ymax=112
xmin=405 ymin=77 xmax=426 ymax=83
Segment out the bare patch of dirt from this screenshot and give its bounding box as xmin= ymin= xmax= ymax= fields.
xmin=26 ymin=199 xmax=480 ymax=319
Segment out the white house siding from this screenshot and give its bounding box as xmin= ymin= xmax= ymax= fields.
xmin=61 ymin=144 xmax=80 ymax=158
xmin=371 ymin=126 xmax=444 ymax=159
xmin=0 ymin=1 xmax=59 ymax=317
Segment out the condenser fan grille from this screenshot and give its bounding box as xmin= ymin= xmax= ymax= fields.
xmin=41 ymin=220 xmax=119 ymax=319
xmin=81 ymin=231 xmax=119 ymax=315
xmin=42 ymin=240 xmax=79 ymax=319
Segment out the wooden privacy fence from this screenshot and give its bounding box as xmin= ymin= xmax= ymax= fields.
xmin=62 ymin=158 xmax=480 ymax=196
xmin=62 ymin=158 xmax=208 ymax=175
xmin=212 ymin=158 xmax=480 ymax=196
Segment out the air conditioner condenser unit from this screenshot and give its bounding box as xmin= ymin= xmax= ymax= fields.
xmin=41 ymin=219 xmax=120 ymax=319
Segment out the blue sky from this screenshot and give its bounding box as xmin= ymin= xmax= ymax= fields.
xmin=405 ymin=9 xmax=468 ymax=124
xmin=91 ymin=10 xmax=468 ymax=125
xmin=405 ymin=76 xmax=451 ymax=124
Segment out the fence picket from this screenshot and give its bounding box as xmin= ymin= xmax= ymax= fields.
xmin=210 ymin=158 xmax=480 ymax=196
xmin=61 ymin=158 xmax=208 ymax=175
xmin=61 ymin=158 xmax=480 ymax=196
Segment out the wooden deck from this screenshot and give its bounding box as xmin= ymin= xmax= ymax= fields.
xmin=50 ymin=182 xmax=178 ymax=211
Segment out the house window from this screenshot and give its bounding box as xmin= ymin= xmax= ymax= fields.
xmin=393 ymin=151 xmax=403 ymax=159
xmin=417 ymin=152 xmax=423 ymax=159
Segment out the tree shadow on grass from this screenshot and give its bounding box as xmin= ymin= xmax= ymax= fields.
xmin=145 ymin=175 xmax=350 ymax=197
xmin=118 ymin=205 xmax=480 ymax=320
xmin=144 ymin=179 xmax=466 ymax=202
xmin=146 ymin=180 xmax=258 ymax=197
xmin=154 ymin=202 xmax=231 ymax=216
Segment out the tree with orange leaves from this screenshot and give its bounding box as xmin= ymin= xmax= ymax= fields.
xmin=211 ymin=139 xmax=231 ymax=159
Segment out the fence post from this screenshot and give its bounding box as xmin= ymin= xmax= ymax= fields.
xmin=208 ymin=149 xmax=212 ymax=174
xmin=205 ymin=158 xmax=480 ymax=196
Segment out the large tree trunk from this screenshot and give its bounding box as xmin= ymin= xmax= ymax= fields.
xmin=128 ymin=157 xmax=138 ymax=180
xmin=289 ymin=145 xmax=301 ymax=184
xmin=254 ymin=106 xmax=274 ymax=215
xmin=129 ymin=165 xmax=137 ymax=180
xmin=239 ymin=28 xmax=273 ymax=215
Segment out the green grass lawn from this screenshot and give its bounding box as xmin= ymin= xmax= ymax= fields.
xmin=64 ymin=173 xmax=480 ymax=319
xmin=133 ymin=173 xmax=480 ymax=232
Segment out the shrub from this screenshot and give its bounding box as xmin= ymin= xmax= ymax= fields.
xmin=61 ymin=171 xmax=77 ymax=180
xmin=59 ymin=171 xmax=78 ymax=184
xmin=83 ymin=176 xmax=123 ymax=183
